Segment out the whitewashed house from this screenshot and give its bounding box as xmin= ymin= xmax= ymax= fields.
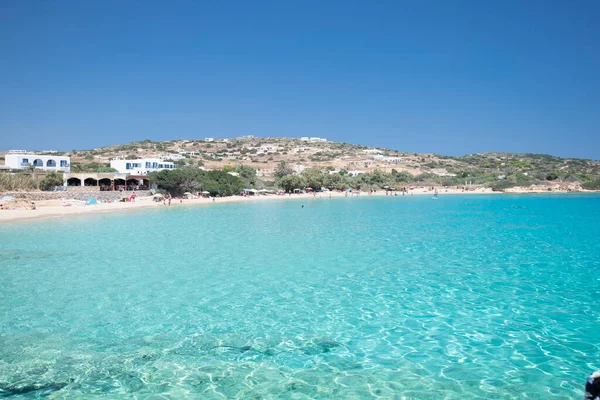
xmin=362 ymin=149 xmax=382 ymax=154
xmin=259 ymin=145 xmax=278 ymax=152
xmin=5 ymin=153 xmax=71 ymax=172
xmin=156 ymin=153 xmax=185 ymax=161
xmin=348 ymin=170 xmax=366 ymax=177
xmin=110 ymin=158 xmax=175 ymax=175
xmin=301 ymin=137 xmax=327 ymax=143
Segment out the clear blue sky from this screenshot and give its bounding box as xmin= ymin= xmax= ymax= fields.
xmin=1 ymin=1 xmax=599 ymax=159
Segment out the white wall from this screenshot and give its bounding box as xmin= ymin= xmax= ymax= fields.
xmin=5 ymin=154 xmax=71 ymax=172
xmin=110 ymin=159 xmax=175 ymax=175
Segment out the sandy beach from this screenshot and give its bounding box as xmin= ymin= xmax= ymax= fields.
xmin=0 ymin=187 xmax=502 ymax=223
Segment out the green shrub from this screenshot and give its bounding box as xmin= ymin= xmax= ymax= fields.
xmin=39 ymin=172 xmax=64 ymax=191
xmin=582 ymin=178 xmax=600 ymax=190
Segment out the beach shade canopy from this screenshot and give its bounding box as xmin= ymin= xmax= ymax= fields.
xmin=85 ymin=197 xmax=98 ymax=205
xmin=306 ymin=187 xmax=313 ymax=190
xmin=201 ymin=191 xmax=210 ymax=194
xmin=0 ymin=196 xmax=15 ymax=201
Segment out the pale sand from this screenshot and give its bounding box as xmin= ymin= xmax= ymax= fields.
xmin=0 ymin=187 xmax=500 ymax=223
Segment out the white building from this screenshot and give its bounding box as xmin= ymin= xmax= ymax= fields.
xmin=300 ymin=137 xmax=327 ymax=143
xmin=110 ymin=158 xmax=175 ymax=175
xmin=259 ymin=145 xmax=278 ymax=152
xmin=178 ymin=150 xmax=200 ymax=156
xmin=348 ymin=170 xmax=366 ymax=177
xmin=372 ymin=155 xmax=403 ymax=163
xmin=8 ymin=150 xmax=27 ymax=154
xmin=156 ymin=153 xmax=185 ymax=161
xmin=362 ymin=149 xmax=382 ymax=154
xmin=204 ymin=138 xmax=214 ymax=142
xmin=5 ymin=153 xmax=71 ymax=172
xmin=294 ymin=146 xmax=312 ymax=152
xmin=383 ymin=156 xmax=403 ymax=163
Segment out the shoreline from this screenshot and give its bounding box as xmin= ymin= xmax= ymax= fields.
xmin=0 ymin=188 xmax=597 ymax=223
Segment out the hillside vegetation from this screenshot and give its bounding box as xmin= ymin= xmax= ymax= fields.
xmin=2 ymin=137 xmax=599 ymax=192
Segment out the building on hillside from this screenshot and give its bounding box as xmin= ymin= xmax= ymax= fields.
xmin=347 ymin=160 xmax=374 ymax=167
xmin=204 ymin=138 xmax=214 ymax=142
xmin=294 ymin=146 xmax=312 ymax=152
xmin=259 ymin=145 xmax=278 ymax=152
xmin=8 ymin=149 xmax=28 ymax=154
xmin=4 ymin=153 xmax=71 ymax=172
xmin=372 ymin=155 xmax=403 ymax=163
xmin=178 ymin=150 xmax=200 ymax=156
xmin=157 ymin=153 xmax=185 ymax=161
xmin=110 ymin=158 xmax=175 ymax=175
xmin=300 ymin=137 xmax=327 ymax=143
xmin=238 ymin=135 xmax=254 ymax=139
xmin=362 ymin=149 xmax=382 ymax=154
xmin=348 ymin=170 xmax=366 ymax=177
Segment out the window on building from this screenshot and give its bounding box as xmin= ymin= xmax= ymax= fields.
xmin=22 ymin=158 xmax=29 ymax=164
xmin=126 ymin=163 xmax=132 ymax=170
xmin=60 ymin=160 xmax=68 ymax=167
xmin=145 ymin=162 xmax=151 ymax=168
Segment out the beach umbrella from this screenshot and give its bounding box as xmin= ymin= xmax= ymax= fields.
xmin=201 ymin=191 xmax=210 ymax=194
xmin=0 ymin=196 xmax=14 ymax=201
xmin=86 ymin=197 xmax=98 ymax=205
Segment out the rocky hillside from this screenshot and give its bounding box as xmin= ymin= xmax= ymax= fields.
xmin=3 ymin=137 xmax=600 ymax=190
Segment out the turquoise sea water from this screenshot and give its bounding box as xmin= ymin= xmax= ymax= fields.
xmin=0 ymin=194 xmax=599 ymax=399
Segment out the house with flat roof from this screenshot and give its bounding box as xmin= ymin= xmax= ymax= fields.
xmin=110 ymin=158 xmax=175 ymax=175
xmin=5 ymin=153 xmax=71 ymax=172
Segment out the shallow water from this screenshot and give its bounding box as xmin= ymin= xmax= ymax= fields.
xmin=0 ymin=194 xmax=599 ymax=399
